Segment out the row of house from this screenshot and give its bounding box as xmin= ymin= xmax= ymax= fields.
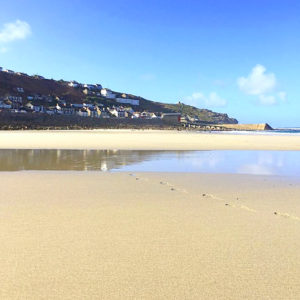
xmin=68 ymin=81 xmax=102 ymax=91
xmin=0 ymin=67 xmax=42 ymax=78
xmin=68 ymin=81 xmax=141 ymax=107
xmin=0 ymin=96 xmax=180 ymax=122
xmin=1 ymin=67 xmax=141 ymax=107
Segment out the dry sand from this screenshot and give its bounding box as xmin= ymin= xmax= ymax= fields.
xmin=0 ymin=129 xmax=299 ymax=150
xmin=0 ymin=171 xmax=300 ymax=299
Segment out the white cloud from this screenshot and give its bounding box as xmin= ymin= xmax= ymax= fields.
xmin=0 ymin=20 xmax=31 ymax=43
xmin=237 ymin=64 xmax=276 ymax=95
xmin=258 ymin=95 xmax=276 ymax=105
xmin=185 ymin=92 xmax=226 ymax=107
xmin=237 ymin=64 xmax=286 ymax=106
xmin=278 ymin=91 xmax=286 ymax=101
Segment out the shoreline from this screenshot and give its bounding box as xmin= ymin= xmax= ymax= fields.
xmin=0 ymin=129 xmax=300 ymax=150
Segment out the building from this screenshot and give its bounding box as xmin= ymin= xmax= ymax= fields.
xmin=83 ymin=88 xmax=91 ymax=95
xmin=150 ymin=113 xmax=158 ymax=119
xmin=33 ymin=75 xmax=45 ymax=80
xmin=6 ymin=96 xmax=22 ymax=103
xmin=83 ymin=84 xmax=97 ymax=90
xmin=109 ymin=108 xmax=125 ymax=118
xmin=16 ymin=87 xmax=24 ymax=93
xmin=101 ymin=89 xmax=116 ymax=99
xmin=89 ymin=106 xmax=101 ymax=118
xmin=0 ymin=101 xmax=12 ymax=109
xmin=140 ymin=111 xmax=151 ymax=119
xmin=16 ymin=72 xmax=29 ymax=77
xmin=77 ymin=108 xmax=90 ymax=117
xmin=25 ymin=102 xmax=34 ymax=110
xmin=68 ymin=81 xmax=79 ymax=88
xmin=116 ymin=98 xmax=139 ymax=106
xmin=161 ymin=113 xmax=181 ymax=124
xmin=132 ymin=112 xmax=141 ymax=118
xmin=84 ymin=103 xmax=94 ymax=109
xmin=3 ymin=69 xmax=14 ymax=74
xmin=33 ymin=104 xmax=44 ymax=112
xmin=62 ymin=105 xmax=75 ymax=115
xmin=71 ymin=103 xmax=84 ymax=109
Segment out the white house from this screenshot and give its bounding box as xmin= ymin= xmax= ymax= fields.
xmin=84 ymin=84 xmax=96 ymax=90
xmin=132 ymin=112 xmax=141 ymax=118
xmin=68 ymin=81 xmax=79 ymax=88
xmin=116 ymin=98 xmax=139 ymax=106
xmin=25 ymin=103 xmax=34 ymax=110
xmin=16 ymin=72 xmax=29 ymax=76
xmin=16 ymin=87 xmax=24 ymax=93
xmin=109 ymin=108 xmax=125 ymax=118
xmin=3 ymin=69 xmax=14 ymax=74
xmin=101 ymin=89 xmax=116 ymax=99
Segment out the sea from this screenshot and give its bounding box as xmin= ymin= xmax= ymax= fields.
xmin=197 ymin=128 xmax=300 ymax=135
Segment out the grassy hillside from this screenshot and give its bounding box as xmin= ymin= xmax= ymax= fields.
xmin=163 ymin=102 xmax=238 ymax=124
xmin=0 ymin=71 xmax=238 ymax=124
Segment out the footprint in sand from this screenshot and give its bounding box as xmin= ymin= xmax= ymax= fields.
xmin=159 ymin=181 xmax=188 ymax=193
xmin=274 ymin=212 xmax=300 ymax=221
xmin=225 ymin=203 xmax=256 ymax=213
xmin=203 ymin=194 xmax=256 ymax=213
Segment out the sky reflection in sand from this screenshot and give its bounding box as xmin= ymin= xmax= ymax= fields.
xmin=0 ymin=149 xmax=299 ymax=176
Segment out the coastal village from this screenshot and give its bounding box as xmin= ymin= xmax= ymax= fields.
xmin=0 ymin=67 xmax=182 ymax=124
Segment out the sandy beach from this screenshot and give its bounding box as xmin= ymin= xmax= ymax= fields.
xmin=0 ymin=171 xmax=300 ymax=299
xmin=0 ymin=130 xmax=299 ymax=299
xmin=0 ymin=130 xmax=299 ymax=150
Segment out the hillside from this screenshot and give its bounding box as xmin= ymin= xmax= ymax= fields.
xmin=163 ymin=102 xmax=237 ymax=124
xmin=0 ymin=70 xmax=238 ymax=124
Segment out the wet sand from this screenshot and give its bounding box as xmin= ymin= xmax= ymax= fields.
xmin=0 ymin=130 xmax=300 ymax=150
xmin=0 ymin=172 xmax=300 ymax=299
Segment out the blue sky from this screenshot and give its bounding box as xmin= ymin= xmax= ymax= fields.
xmin=0 ymin=0 xmax=299 ymax=127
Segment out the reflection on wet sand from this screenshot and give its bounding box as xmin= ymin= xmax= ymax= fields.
xmin=0 ymin=150 xmax=299 ymax=176
xmin=0 ymin=149 xmax=182 ymax=171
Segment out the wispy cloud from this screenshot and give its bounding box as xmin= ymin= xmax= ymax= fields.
xmin=237 ymin=64 xmax=286 ymax=105
xmin=0 ymin=20 xmax=31 ymax=43
xmin=184 ymin=92 xmax=226 ymax=108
